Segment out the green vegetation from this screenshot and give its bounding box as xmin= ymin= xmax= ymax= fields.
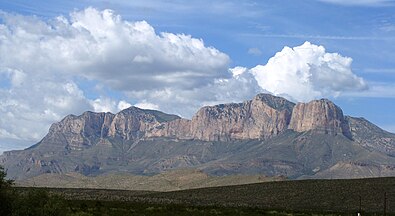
xmin=42 ymin=177 xmax=395 ymax=214
xmin=1 ymin=165 xmax=69 ymax=216
xmin=0 ymin=166 xmax=14 ymax=216
xmin=0 ymin=168 xmax=337 ymax=216
xmin=3 ymin=165 xmax=395 ymax=215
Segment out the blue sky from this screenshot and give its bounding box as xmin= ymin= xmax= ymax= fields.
xmin=0 ymin=0 xmax=395 ymax=152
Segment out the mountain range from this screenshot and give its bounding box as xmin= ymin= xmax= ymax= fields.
xmin=1 ymin=93 xmax=395 ymax=183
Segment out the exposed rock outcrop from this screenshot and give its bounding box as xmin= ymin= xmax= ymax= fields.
xmin=146 ymin=93 xmax=294 ymax=141
xmin=288 ymin=99 xmax=351 ymax=138
xmin=42 ymin=94 xmax=354 ymax=144
xmin=46 ymin=112 xmax=115 ymax=150
xmin=189 ymin=94 xmax=294 ymax=141
xmin=46 ymin=107 xmax=181 ymax=150
xmin=145 ymin=118 xmax=192 ymax=139
xmin=107 ymin=107 xmax=180 ymax=140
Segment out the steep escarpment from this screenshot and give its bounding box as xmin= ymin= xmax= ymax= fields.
xmin=288 ymin=99 xmax=351 ymax=138
xmin=45 ymin=111 xmax=115 ymax=150
xmin=2 ymin=93 xmax=395 ymax=181
xmin=146 ymin=93 xmax=295 ymax=141
xmin=40 ymin=107 xmax=181 ymax=150
xmin=106 ymin=107 xmax=180 ymax=140
xmin=29 ymin=94 xmax=354 ymax=145
xmin=189 ymin=94 xmax=294 ymax=141
xmin=40 ymin=93 xmax=295 ymax=146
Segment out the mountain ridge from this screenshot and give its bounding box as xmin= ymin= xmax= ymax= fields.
xmin=1 ymin=93 xmax=395 ymax=182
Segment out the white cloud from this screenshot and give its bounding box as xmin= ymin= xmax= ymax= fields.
xmin=318 ymin=0 xmax=394 ymax=6
xmin=90 ymin=98 xmax=117 ymax=113
xmin=118 ymin=100 xmax=132 ymax=110
xmin=134 ymin=101 xmax=160 ymax=110
xmin=0 ymin=8 xmax=230 ymax=152
xmin=229 ymin=66 xmax=247 ymax=77
xmin=249 ymin=41 xmax=368 ymax=102
xmin=0 ymin=80 xmax=92 ymax=148
xmin=0 ymin=7 xmax=230 ymax=91
xmin=91 ymin=98 xmax=133 ymax=113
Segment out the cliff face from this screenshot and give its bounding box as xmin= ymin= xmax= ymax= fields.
xmin=40 ymin=94 xmax=353 ymax=146
xmin=106 ymin=107 xmax=180 ymax=140
xmin=3 ymin=93 xmax=395 ymax=181
xmin=145 ymin=118 xmax=193 ymax=139
xmin=46 ymin=112 xmax=115 ymax=150
xmin=189 ymin=94 xmax=294 ymax=141
xmin=45 ymin=107 xmax=181 ymax=150
xmin=288 ymin=99 xmax=351 ymax=138
xmin=146 ymin=93 xmax=295 ymax=141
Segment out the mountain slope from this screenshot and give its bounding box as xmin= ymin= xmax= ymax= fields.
xmin=1 ymin=93 xmax=395 ymax=181
xmin=16 ymin=169 xmax=284 ymax=191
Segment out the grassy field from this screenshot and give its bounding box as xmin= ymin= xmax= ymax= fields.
xmin=62 ymin=200 xmax=327 ymax=216
xmin=14 ymin=177 xmax=395 ymax=215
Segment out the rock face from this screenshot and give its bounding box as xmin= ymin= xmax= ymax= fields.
xmin=42 ymin=94 xmax=294 ymax=144
xmin=47 ymin=112 xmax=115 ymax=150
xmin=147 ymin=93 xmax=294 ymax=141
xmin=189 ymin=94 xmax=294 ymax=141
xmin=2 ymin=93 xmax=395 ymax=181
xmin=34 ymin=94 xmax=351 ymax=144
xmin=106 ymin=107 xmax=180 ymax=140
xmin=288 ymin=99 xmax=351 ymax=138
xmin=45 ymin=107 xmax=181 ymax=150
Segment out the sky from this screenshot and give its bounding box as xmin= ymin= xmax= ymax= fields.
xmin=0 ymin=0 xmax=395 ymax=153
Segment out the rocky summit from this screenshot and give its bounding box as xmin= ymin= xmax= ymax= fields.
xmin=1 ymin=93 xmax=395 ymax=181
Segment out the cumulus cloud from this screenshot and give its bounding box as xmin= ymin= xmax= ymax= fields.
xmin=0 ymin=8 xmax=229 ymax=91
xmin=118 ymin=100 xmax=132 ymax=110
xmin=90 ymin=98 xmax=117 ymax=113
xmin=91 ymin=99 xmax=132 ymax=113
xmin=249 ymin=41 xmax=368 ymax=102
xmin=229 ymin=66 xmax=248 ymax=77
xmin=0 ymin=8 xmax=230 ymax=151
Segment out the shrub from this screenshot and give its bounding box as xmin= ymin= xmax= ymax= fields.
xmin=0 ymin=165 xmax=14 ymax=216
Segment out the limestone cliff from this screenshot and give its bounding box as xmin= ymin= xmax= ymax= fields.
xmin=288 ymin=99 xmax=351 ymax=138
xmin=107 ymin=107 xmax=180 ymax=140
xmin=189 ymin=94 xmax=294 ymax=141
xmin=47 ymin=107 xmax=180 ymax=150
xmin=46 ymin=111 xmax=115 ymax=150
xmin=45 ymin=94 xmax=353 ymax=144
